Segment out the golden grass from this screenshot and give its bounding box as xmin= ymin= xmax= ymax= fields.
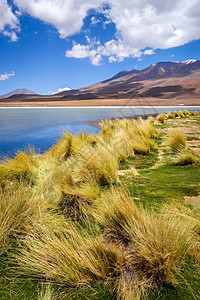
xmin=43 ymin=132 xmax=73 ymax=162
xmin=71 ymin=143 xmax=119 ymax=186
xmin=15 ymin=222 xmax=122 ymax=288
xmin=1 ymin=112 xmax=199 ymax=299
xmin=99 ymin=119 xmax=116 ymax=139
xmin=109 ymin=129 xmax=135 ymax=162
xmin=0 ymin=148 xmax=38 ymax=185
xmin=183 ymin=110 xmax=191 ymax=117
xmin=102 ymin=188 xmax=196 ymax=299
xmin=0 ymin=186 xmax=40 ymax=254
xmin=166 ymin=128 xmax=186 ymax=153
xmin=156 ymin=113 xmax=165 ymax=123
xmin=59 ymin=181 xmax=100 ymax=222
xmin=173 ymin=149 xmax=200 ymax=166
xmin=147 ymin=116 xmax=155 ymax=124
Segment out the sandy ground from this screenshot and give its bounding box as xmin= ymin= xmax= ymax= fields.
xmin=0 ymin=97 xmax=200 ymax=107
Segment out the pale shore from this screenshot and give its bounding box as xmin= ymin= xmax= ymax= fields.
xmin=0 ymin=97 xmax=200 ymax=107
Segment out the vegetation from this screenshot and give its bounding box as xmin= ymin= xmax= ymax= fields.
xmin=166 ymin=128 xmax=186 ymax=153
xmin=0 ymin=111 xmax=200 ymax=299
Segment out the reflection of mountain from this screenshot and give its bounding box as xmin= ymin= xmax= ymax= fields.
xmin=58 ymin=59 xmax=200 ymax=100
xmin=1 ymin=88 xmax=37 ymax=99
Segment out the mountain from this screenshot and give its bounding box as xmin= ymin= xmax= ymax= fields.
xmin=1 ymin=88 xmax=37 ymax=99
xmin=57 ymin=59 xmax=200 ymax=100
xmin=1 ymin=59 xmax=199 ymax=104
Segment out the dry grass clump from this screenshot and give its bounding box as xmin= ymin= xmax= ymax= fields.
xmin=147 ymin=116 xmax=155 ymax=124
xmin=156 ymin=113 xmax=165 ymax=123
xmin=13 ymin=187 xmax=198 ymax=300
xmin=182 ymin=110 xmax=191 ymax=117
xmin=59 ymin=181 xmax=100 ymax=222
xmin=121 ymin=118 xmax=158 ymax=155
xmin=43 ymin=132 xmax=73 ymax=162
xmin=177 ymin=111 xmax=185 ymax=118
xmin=173 ymin=149 xmax=200 ymax=166
xmin=71 ymin=130 xmax=97 ymax=152
xmin=15 ymin=222 xmax=122 ymax=288
xmin=71 ymin=143 xmax=119 ymax=186
xmin=161 ymin=203 xmax=200 ymax=265
xmin=0 ymin=186 xmax=40 ymax=254
xmin=0 ymin=149 xmax=38 ymax=185
xmin=103 ymin=188 xmax=196 ymax=299
xmin=166 ymin=128 xmax=186 ymax=153
xmin=99 ymin=119 xmax=116 ymax=139
xmin=166 ymin=112 xmax=174 ymax=119
xmin=109 ymin=129 xmax=134 ymax=162
xmin=132 ymin=134 xmax=156 ymax=154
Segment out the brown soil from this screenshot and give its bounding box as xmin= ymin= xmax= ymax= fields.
xmin=0 ymin=97 xmax=200 ymax=107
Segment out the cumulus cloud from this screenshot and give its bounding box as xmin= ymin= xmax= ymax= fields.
xmin=65 ymin=0 xmax=200 ymax=64
xmin=1 ymin=0 xmax=200 ymax=62
xmin=14 ymin=0 xmax=103 ymax=38
xmin=49 ymin=87 xmax=71 ymax=95
xmin=0 ymin=0 xmax=19 ymax=41
xmin=0 ymin=71 xmax=15 ymax=81
xmin=66 ymin=43 xmax=101 ymax=65
xmin=66 ymin=39 xmax=142 ymax=65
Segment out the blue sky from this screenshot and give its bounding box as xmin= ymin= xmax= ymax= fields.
xmin=0 ymin=0 xmax=200 ymax=95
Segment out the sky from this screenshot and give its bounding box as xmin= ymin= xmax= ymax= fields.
xmin=0 ymin=0 xmax=200 ymax=95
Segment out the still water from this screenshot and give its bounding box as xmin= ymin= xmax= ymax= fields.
xmin=0 ymin=106 xmax=199 ymax=156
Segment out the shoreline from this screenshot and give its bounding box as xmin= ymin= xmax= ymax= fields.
xmin=87 ymin=113 xmax=164 ymax=129
xmin=0 ymin=105 xmax=200 ymax=109
xmin=0 ymin=97 xmax=200 ymax=107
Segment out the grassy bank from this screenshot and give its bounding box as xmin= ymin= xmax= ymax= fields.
xmin=0 ymin=110 xmax=200 ymax=299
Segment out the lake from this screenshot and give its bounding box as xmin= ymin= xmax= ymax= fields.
xmin=0 ymin=106 xmax=199 ymax=157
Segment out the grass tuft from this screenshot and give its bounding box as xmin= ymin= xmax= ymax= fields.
xmin=173 ymin=149 xmax=200 ymax=166
xmin=156 ymin=114 xmax=165 ymax=123
xmin=166 ymin=128 xmax=186 ymax=153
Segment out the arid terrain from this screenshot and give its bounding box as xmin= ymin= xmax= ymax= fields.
xmin=1 ymin=60 xmax=200 ymax=107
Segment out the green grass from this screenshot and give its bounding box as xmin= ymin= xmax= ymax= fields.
xmin=125 ymin=165 xmax=200 ymax=208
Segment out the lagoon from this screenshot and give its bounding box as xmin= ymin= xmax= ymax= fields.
xmin=0 ymin=106 xmax=199 ymax=156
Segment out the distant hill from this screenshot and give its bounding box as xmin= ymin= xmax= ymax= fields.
xmin=1 ymin=59 xmax=199 ymax=103
xmin=1 ymin=88 xmax=37 ymax=99
xmin=57 ymin=59 xmax=200 ymax=100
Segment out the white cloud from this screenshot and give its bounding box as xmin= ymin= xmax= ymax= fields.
xmin=1 ymin=0 xmax=200 ymax=62
xmin=107 ymin=0 xmax=200 ymax=50
xmin=143 ymin=49 xmax=155 ymax=55
xmin=66 ymin=44 xmax=95 ymax=59
xmin=0 ymin=71 xmax=15 ymax=81
xmin=91 ymin=54 xmax=102 ymax=66
xmin=0 ymin=0 xmax=19 ymax=41
xmin=64 ymin=0 xmax=200 ymax=64
xmin=66 ymin=43 xmax=100 ymax=65
xmin=66 ymin=39 xmax=142 ymax=65
xmin=49 ymin=87 xmax=71 ymax=95
xmin=14 ymin=0 xmax=103 ymax=38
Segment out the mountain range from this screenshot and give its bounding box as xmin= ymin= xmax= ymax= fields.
xmin=1 ymin=59 xmax=200 ymax=102
xmin=57 ymin=59 xmax=200 ymax=100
